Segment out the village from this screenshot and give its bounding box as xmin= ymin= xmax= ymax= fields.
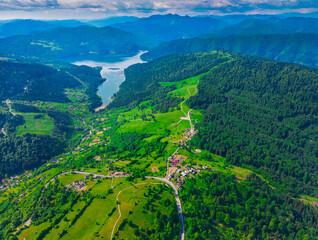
xmin=165 ymin=128 xmax=214 ymax=189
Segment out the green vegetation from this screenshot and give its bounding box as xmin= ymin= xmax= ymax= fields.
xmin=0 ymin=26 xmax=156 ymax=61
xmin=188 ymin=55 xmax=318 ymax=197
xmin=0 ymin=50 xmax=317 ymax=239
xmin=15 ymin=113 xmax=54 ymax=135
xmin=142 ymin=33 xmax=318 ymax=68
xmin=181 ymin=172 xmax=318 ymax=239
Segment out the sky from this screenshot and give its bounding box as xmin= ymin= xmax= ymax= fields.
xmin=0 ymin=0 xmax=317 ymax=19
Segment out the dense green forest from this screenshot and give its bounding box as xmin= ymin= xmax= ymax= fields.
xmin=11 ymin=103 xmax=41 ymax=113
xmin=142 ymin=33 xmax=318 ymax=68
xmin=0 ymin=60 xmax=80 ymax=102
xmin=109 ymin=52 xmax=230 ymax=109
xmin=181 ymin=172 xmax=318 ymax=239
xmin=188 ymin=55 xmax=318 ymax=197
xmin=65 ymin=64 xmax=105 ymax=111
xmin=111 ymin=51 xmax=318 ymax=198
xmin=0 ymin=134 xmax=65 ymax=178
xmin=0 ymin=108 xmax=74 ymax=178
xmin=0 ymin=58 xmax=106 ymax=178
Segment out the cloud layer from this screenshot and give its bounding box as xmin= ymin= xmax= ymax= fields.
xmin=0 ymin=0 xmax=317 ymax=18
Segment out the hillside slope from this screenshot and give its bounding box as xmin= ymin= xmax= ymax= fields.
xmin=206 ymin=17 xmax=318 ymax=38
xmin=142 ymin=33 xmax=318 ymax=68
xmin=0 ymin=26 xmax=155 ymax=61
xmin=0 ymin=19 xmax=87 ymax=38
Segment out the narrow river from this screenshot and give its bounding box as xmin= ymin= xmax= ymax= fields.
xmin=73 ymin=51 xmax=146 ymax=105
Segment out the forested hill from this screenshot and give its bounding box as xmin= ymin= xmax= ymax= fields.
xmin=108 ymin=51 xmax=230 ymax=109
xmin=0 ymin=26 xmax=155 ymax=61
xmin=0 ymin=60 xmax=80 ymax=102
xmin=111 ymin=51 xmax=318 ymax=198
xmin=141 ymin=33 xmax=318 ymax=68
xmin=187 ymin=54 xmax=318 ymax=197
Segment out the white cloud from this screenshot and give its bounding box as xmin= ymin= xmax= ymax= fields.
xmin=0 ymin=0 xmax=316 ymax=18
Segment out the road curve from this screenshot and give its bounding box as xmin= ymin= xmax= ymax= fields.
xmin=146 ymin=176 xmax=185 ymax=240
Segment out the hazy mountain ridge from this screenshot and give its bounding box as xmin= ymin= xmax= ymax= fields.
xmin=110 ymin=14 xmax=228 ymax=42
xmin=0 ymin=25 xmax=156 ymax=60
xmin=142 ymin=33 xmax=318 ymax=68
xmin=0 ymin=19 xmax=88 ymax=38
xmin=204 ymin=17 xmax=318 ymax=38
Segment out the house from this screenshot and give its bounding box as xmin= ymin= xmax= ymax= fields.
xmin=2 ymin=179 xmax=6 ymax=183
xmin=176 ymin=169 xmax=181 ymax=173
xmin=19 ymin=192 xmax=27 ymax=198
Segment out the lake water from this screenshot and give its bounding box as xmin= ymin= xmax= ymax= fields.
xmin=73 ymin=51 xmax=146 ymax=105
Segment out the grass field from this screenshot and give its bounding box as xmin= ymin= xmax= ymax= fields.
xmin=58 ymin=173 xmax=87 ymax=186
xmin=15 ymin=112 xmax=54 ymax=135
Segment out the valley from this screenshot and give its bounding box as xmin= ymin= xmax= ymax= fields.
xmin=0 ymin=51 xmax=317 ymax=239
xmin=0 ymin=11 xmax=317 ymax=240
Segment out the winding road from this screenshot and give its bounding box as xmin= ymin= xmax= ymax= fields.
xmin=1 ymin=99 xmax=16 ymax=137
xmin=146 ymin=176 xmax=185 ymax=240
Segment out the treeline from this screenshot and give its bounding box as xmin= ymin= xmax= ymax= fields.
xmin=11 ymin=103 xmax=41 ymax=113
xmin=0 ymin=108 xmax=74 ymax=178
xmin=150 ymin=86 xmax=182 ymax=113
xmin=141 ymin=33 xmax=318 ymax=68
xmin=0 ymin=112 xmax=10 ymax=133
xmin=4 ymin=115 xmax=25 ymax=134
xmin=188 ymin=55 xmax=318 ymax=196
xmin=181 ymin=172 xmax=318 ymax=239
xmin=47 ymin=109 xmax=74 ymax=139
xmin=0 ymin=134 xmax=65 ymax=178
xmin=0 ymin=60 xmax=81 ymax=102
xmin=65 ymin=65 xmax=105 ymax=111
xmin=109 ymin=51 xmax=230 ymax=109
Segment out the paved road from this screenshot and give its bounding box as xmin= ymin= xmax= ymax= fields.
xmin=146 ymin=176 xmax=185 ymax=240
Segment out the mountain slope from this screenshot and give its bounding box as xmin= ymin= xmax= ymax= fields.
xmin=188 ymin=53 xmax=318 ymax=196
xmin=206 ymin=17 xmax=318 ymax=38
xmin=142 ymin=33 xmax=318 ymax=68
xmin=113 ymin=51 xmax=318 ymax=197
xmin=110 ymin=13 xmax=227 ymax=42
xmin=0 ymin=26 xmax=155 ymax=61
xmin=85 ymin=16 xmax=138 ymax=27
xmin=0 ymin=60 xmax=81 ymax=102
xmin=0 ymin=19 xmax=87 ymax=38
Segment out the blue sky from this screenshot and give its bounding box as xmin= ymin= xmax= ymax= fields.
xmin=0 ymin=0 xmax=317 ymax=19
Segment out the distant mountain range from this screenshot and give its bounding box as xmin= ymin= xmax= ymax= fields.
xmin=204 ymin=17 xmax=318 ymax=38
xmin=84 ymin=16 xmax=139 ymax=27
xmin=0 ymin=19 xmax=87 ymax=38
xmin=0 ymin=26 xmax=156 ymax=61
xmin=110 ymin=14 xmax=228 ymax=42
xmin=142 ymin=33 xmax=318 ymax=68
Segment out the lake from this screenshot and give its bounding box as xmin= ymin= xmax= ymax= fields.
xmin=73 ymin=51 xmax=146 ymax=105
